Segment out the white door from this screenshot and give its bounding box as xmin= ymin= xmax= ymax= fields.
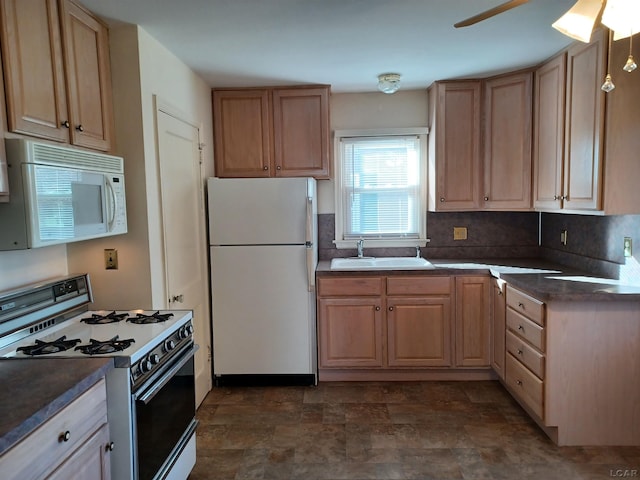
xmin=157 ymin=105 xmax=212 ymax=406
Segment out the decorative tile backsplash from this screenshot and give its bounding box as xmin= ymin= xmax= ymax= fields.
xmin=319 ymin=210 xmax=640 ymax=281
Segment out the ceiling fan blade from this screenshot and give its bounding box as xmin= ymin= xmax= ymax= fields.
xmin=454 ymin=0 xmax=530 ymax=28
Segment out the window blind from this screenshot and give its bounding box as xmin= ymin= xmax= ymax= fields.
xmin=340 ymin=136 xmax=421 ymax=239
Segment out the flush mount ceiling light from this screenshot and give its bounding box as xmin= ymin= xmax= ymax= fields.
xmin=552 ymin=0 xmax=640 ymax=92
xmin=377 ymin=73 xmax=401 ymax=94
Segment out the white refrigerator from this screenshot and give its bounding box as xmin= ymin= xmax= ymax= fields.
xmin=207 ymin=177 xmax=318 ymax=385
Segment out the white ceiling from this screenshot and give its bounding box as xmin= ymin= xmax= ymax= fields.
xmin=79 ymin=0 xmax=577 ymax=93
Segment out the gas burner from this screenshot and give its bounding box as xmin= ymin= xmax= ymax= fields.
xmin=17 ymin=336 xmax=81 ymax=356
xmin=75 ymin=336 xmax=135 ymax=355
xmin=81 ymin=311 xmax=129 ymax=324
xmin=127 ymin=311 xmax=174 ymax=324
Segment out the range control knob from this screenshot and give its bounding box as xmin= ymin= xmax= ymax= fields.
xmin=149 ymin=354 xmax=160 ymax=365
xmin=139 ymin=359 xmax=152 ymax=374
xmin=179 ymin=324 xmax=193 ymax=339
xmin=164 ymin=339 xmax=176 ymax=352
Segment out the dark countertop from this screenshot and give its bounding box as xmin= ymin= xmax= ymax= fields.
xmin=317 ymin=258 xmax=640 ymax=302
xmin=0 ymin=357 xmax=113 ymax=456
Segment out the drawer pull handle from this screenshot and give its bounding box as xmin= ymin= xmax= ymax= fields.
xmin=517 ymin=349 xmax=523 ymax=355
xmin=375 ymin=306 xmax=380 ymax=311
xmin=106 ymin=442 xmax=115 ymax=452
xmin=516 ymin=380 xmax=523 ymax=386
xmin=59 ymin=430 xmax=71 ymax=442
xmin=518 ymin=302 xmax=525 ymax=309
xmin=517 ymin=325 xmax=524 ymax=331
xmin=498 ymin=291 xmax=503 ymax=296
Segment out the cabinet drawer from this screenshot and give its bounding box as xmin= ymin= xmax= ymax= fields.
xmin=506 ymin=307 xmax=545 ymax=351
xmin=3 ymin=378 xmax=108 ymax=480
xmin=506 ymin=286 xmax=544 ymax=326
xmin=506 ymin=330 xmax=545 ymax=379
xmin=318 ymin=277 xmax=383 ymax=296
xmin=506 ymin=353 xmax=544 ymax=419
xmin=386 ymin=276 xmax=452 ymax=296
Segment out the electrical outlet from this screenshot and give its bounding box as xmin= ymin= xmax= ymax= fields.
xmin=453 ymin=227 xmax=467 ymax=240
xmin=624 ymin=237 xmax=632 ymax=257
xmin=561 ymin=230 xmax=568 ymax=246
xmin=104 ymin=249 xmax=118 ymax=270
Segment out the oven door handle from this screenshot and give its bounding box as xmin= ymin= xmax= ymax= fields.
xmin=135 ymin=343 xmax=198 ymax=405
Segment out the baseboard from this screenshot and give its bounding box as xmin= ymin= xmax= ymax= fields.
xmin=214 ymin=374 xmax=317 ymax=387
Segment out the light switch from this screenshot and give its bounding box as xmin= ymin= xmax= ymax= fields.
xmin=105 ymin=249 xmax=118 ymax=270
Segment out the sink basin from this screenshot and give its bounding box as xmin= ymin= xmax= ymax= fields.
xmin=330 ymin=257 xmax=435 ymax=270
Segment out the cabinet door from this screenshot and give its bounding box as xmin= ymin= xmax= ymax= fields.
xmin=430 ymin=81 xmax=481 ymax=211
xmin=533 ymin=53 xmax=566 ymax=210
xmin=483 ymin=72 xmax=532 ymax=210
xmin=318 ymin=297 xmax=383 ymax=368
xmin=387 ymin=296 xmax=452 ymax=367
xmin=272 ymin=87 xmax=330 ymax=178
xmin=490 ymin=278 xmax=506 ymax=379
xmin=455 ymin=276 xmax=491 ymax=367
xmin=0 ymin=0 xmax=69 ymax=142
xmin=563 ymin=30 xmax=606 ymax=211
xmin=212 ymin=89 xmax=272 ymax=177
xmin=47 ymin=423 xmax=111 ymax=480
xmin=60 ymin=0 xmax=113 ymax=151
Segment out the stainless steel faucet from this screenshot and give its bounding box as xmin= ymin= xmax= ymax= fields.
xmin=416 ymin=245 xmax=421 ymax=258
xmin=357 ymin=239 xmax=364 ymax=258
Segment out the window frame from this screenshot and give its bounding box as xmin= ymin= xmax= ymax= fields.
xmin=333 ymin=127 xmax=429 ymax=249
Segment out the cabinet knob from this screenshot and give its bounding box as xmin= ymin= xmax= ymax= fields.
xmin=76 ymin=124 xmax=84 ymax=132
xmin=171 ymin=294 xmax=184 ymax=303
xmin=484 ymin=196 xmax=489 ymax=201
xmin=106 ymin=442 xmax=115 ymax=452
xmin=518 ymin=302 xmax=525 ymax=309
xmin=517 ymin=349 xmax=523 ymax=355
xmin=553 ymin=195 xmax=559 ymax=200
xmin=59 ymin=430 xmax=71 ymax=442
xmin=516 ymin=380 xmax=523 ymax=386
xmin=388 ymin=306 xmax=394 ymax=311
xmin=517 ymin=325 xmax=524 ymax=331
xmin=263 ymin=166 xmax=268 ymax=171
xmin=440 ymin=197 xmax=445 ymax=202
xmin=497 ymin=291 xmax=503 ymax=296
xmin=276 ymin=165 xmax=281 ymax=170
xmin=375 ymin=306 xmax=380 ymax=311
xmin=61 ymin=120 xmax=70 ymax=128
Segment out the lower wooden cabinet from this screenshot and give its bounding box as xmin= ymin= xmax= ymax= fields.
xmin=490 ymin=277 xmax=507 ymax=379
xmin=2 ymin=378 xmax=111 ymax=480
xmin=317 ymin=274 xmax=490 ymax=377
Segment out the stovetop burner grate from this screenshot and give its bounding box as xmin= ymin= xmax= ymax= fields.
xmin=16 ymin=336 xmax=82 ymax=356
xmin=127 ymin=311 xmax=174 ymax=324
xmin=81 ymin=311 xmax=129 ymax=324
xmin=74 ymin=336 xmax=135 ymax=355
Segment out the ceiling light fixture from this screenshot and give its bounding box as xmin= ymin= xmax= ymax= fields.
xmin=552 ymin=0 xmax=640 ymax=92
xmin=377 ymin=73 xmax=401 ymax=94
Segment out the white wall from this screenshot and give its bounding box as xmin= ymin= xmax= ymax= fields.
xmin=318 ymin=90 xmax=429 ymax=214
xmin=0 ymin=246 xmax=67 ymax=292
xmin=67 ymin=25 xmax=214 ymax=309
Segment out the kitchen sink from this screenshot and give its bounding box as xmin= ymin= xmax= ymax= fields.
xmin=330 ymin=256 xmax=435 ymax=270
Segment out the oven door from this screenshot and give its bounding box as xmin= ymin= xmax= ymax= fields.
xmin=132 ymin=342 xmax=197 ymax=480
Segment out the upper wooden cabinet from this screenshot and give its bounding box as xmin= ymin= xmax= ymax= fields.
xmin=212 ymin=85 xmax=330 ymax=179
xmin=533 ymin=30 xmax=606 ymax=212
xmin=428 ymin=81 xmax=482 ymax=211
xmin=0 ymin=0 xmax=114 ymax=152
xmin=428 ymin=73 xmax=533 ymax=212
xmin=483 ymin=71 xmax=533 ymax=210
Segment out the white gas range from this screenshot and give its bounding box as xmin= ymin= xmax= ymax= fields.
xmin=0 ymin=274 xmax=197 ymax=480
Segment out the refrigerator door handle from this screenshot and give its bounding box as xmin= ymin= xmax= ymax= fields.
xmin=305 ymin=196 xmax=313 ymax=245
xmin=306 ymin=246 xmax=315 ymax=291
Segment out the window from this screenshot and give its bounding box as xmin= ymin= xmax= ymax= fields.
xmin=334 ymin=128 xmax=428 ymax=249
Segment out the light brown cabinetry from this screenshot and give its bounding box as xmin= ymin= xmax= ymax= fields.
xmin=2 ymin=378 xmax=111 ymax=480
xmin=386 ymin=276 xmax=453 ymax=367
xmin=212 ymin=85 xmax=330 ymax=178
xmin=504 ymin=285 xmax=545 ymax=419
xmin=427 ymin=81 xmax=481 ymax=211
xmin=483 ymin=71 xmax=532 ymax=210
xmin=533 ymin=30 xmax=606 ymax=212
xmin=490 ymin=277 xmax=506 ymax=379
xmin=455 ymin=276 xmax=491 ymax=367
xmin=0 ymin=0 xmax=114 ymax=151
xmin=317 ymin=273 xmax=494 ymax=380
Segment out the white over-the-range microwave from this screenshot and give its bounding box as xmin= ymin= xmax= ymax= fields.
xmin=0 ymin=138 xmax=127 ymax=250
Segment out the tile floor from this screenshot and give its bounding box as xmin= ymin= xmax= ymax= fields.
xmin=189 ymin=381 xmax=640 ymax=480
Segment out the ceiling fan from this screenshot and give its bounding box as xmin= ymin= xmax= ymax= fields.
xmin=454 ymin=0 xmax=529 ymax=28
